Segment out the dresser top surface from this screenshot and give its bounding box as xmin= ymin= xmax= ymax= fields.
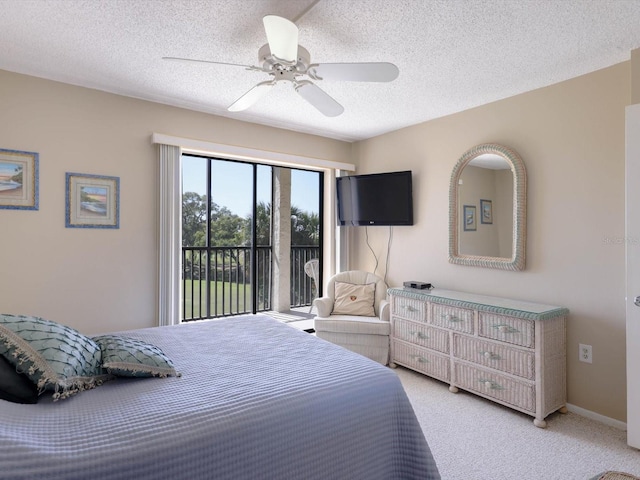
xmin=388 ymin=287 xmax=569 ymax=320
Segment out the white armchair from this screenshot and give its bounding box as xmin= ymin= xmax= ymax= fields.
xmin=313 ymin=270 xmax=390 ymax=365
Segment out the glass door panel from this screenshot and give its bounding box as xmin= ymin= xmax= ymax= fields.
xmin=209 ymin=160 xmax=260 ymax=317
xmin=290 ymin=169 xmax=322 ymax=308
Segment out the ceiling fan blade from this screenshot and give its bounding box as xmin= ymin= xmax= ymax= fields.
xmin=295 ymin=81 xmax=344 ymax=117
xmin=263 ymin=15 xmax=298 ymax=63
xmin=162 ymin=56 xmax=252 ymax=69
xmin=309 ymin=62 xmax=399 ymax=82
xmin=228 ymin=81 xmax=274 ymax=112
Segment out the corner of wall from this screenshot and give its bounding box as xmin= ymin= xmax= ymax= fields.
xmin=632 ymin=48 xmax=640 ymax=105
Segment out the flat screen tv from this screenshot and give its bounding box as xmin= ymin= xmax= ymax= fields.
xmin=336 ymin=170 xmax=414 ymax=226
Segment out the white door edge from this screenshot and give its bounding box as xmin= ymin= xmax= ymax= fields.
xmin=625 ymin=103 xmax=640 ymax=448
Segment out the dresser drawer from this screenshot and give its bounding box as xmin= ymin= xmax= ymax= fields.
xmin=392 ymin=295 xmax=427 ymax=322
xmin=393 ymin=318 xmax=449 ymax=354
xmin=479 ymin=312 xmax=534 ymax=347
xmin=392 ymin=340 xmax=450 ymax=382
xmin=431 ymin=304 xmax=474 ymax=333
xmin=452 ymin=334 xmax=535 ymax=380
xmin=453 ymin=361 xmax=535 ymax=413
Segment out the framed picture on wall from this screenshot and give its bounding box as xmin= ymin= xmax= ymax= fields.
xmin=480 ymin=199 xmax=493 ymax=224
xmin=65 ymin=173 xmax=120 ymax=229
xmin=463 ymin=205 xmax=476 ymax=231
xmin=0 ymin=148 xmax=39 ymax=210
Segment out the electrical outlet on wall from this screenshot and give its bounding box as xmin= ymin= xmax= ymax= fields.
xmin=579 ymin=343 xmax=593 ymax=364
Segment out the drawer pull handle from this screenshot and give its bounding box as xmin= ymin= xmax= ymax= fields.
xmin=411 ymin=331 xmax=429 ymax=340
xmin=411 ymin=355 xmax=429 ymax=364
xmin=403 ymin=305 xmax=417 ymax=312
xmin=442 ymin=314 xmax=463 ymax=322
xmin=478 ymin=378 xmax=504 ymax=391
xmin=480 ymin=351 xmax=501 ymax=360
xmin=493 ymin=324 xmax=519 ymax=334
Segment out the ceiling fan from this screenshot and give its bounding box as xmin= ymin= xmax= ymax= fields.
xmin=163 ymin=15 xmax=399 ymax=117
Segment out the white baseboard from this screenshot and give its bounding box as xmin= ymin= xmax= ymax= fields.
xmin=566 ymin=403 xmax=627 ymax=431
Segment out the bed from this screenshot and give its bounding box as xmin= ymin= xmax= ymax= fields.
xmin=0 ymin=314 xmax=440 ymax=479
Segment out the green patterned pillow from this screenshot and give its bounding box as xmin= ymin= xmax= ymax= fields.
xmin=93 ymin=335 xmax=180 ymax=378
xmin=0 ymin=314 xmax=110 ymax=401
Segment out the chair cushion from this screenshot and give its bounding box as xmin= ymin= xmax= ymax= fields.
xmin=314 ymin=315 xmax=390 ymax=336
xmin=332 ymin=281 xmax=376 ymax=316
xmin=328 ymin=271 xmax=388 ymax=315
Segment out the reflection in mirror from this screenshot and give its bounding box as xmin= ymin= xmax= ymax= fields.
xmin=459 ymin=155 xmax=512 ymax=257
xmin=449 ymin=144 xmax=527 ymax=271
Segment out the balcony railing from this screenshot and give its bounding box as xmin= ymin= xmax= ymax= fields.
xmin=182 ymin=245 xmax=319 ymax=321
xmin=290 ymin=246 xmax=320 ymax=309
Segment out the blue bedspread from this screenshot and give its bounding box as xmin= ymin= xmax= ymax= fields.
xmin=0 ymin=315 xmax=439 ymax=479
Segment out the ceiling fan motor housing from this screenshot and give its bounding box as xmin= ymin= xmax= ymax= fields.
xmin=258 ymin=44 xmax=311 ymax=81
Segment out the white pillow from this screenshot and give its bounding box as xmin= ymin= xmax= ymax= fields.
xmin=332 ymin=281 xmax=376 ymax=316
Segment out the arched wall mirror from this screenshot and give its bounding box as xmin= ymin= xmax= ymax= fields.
xmin=449 ymin=143 xmax=527 ymax=271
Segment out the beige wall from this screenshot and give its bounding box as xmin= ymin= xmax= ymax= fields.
xmin=495 ymin=170 xmax=514 ymax=257
xmin=0 ymin=69 xmax=351 ymax=335
xmin=351 ymin=62 xmax=630 ymax=421
xmin=0 ymin=60 xmax=633 ymax=422
xmin=632 ymin=48 xmax=640 ymax=104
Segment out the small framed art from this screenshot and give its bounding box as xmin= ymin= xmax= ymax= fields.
xmin=65 ymin=173 xmax=120 ymax=229
xmin=463 ymin=205 xmax=476 ymax=231
xmin=480 ymin=199 xmax=493 ymax=224
xmin=0 ymin=148 xmax=39 ymax=210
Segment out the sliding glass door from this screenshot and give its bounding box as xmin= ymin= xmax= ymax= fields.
xmin=180 ymin=155 xmax=322 ymax=321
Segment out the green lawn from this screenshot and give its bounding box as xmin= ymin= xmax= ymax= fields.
xmin=183 ymin=280 xmax=258 ymax=319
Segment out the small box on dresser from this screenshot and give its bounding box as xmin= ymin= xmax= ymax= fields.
xmin=388 ymin=287 xmax=569 ymax=428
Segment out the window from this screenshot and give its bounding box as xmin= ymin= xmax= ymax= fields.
xmin=181 ymin=155 xmax=322 ymax=320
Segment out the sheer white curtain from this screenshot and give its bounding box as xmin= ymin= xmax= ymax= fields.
xmin=157 ymin=144 xmax=181 ymax=326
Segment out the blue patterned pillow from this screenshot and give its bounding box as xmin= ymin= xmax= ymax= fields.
xmin=93 ymin=335 xmax=179 ymax=378
xmin=0 ymin=314 xmax=111 ymax=400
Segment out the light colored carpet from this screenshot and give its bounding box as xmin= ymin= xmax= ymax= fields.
xmin=395 ymin=366 xmax=640 ymax=480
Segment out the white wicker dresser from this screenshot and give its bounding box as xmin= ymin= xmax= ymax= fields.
xmin=388 ymin=287 xmax=569 ymax=427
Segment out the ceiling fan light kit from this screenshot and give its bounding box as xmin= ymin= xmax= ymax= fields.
xmin=164 ymin=14 xmax=399 ymax=117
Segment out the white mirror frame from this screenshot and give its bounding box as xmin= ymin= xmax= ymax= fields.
xmin=449 ymin=143 xmax=527 ymax=271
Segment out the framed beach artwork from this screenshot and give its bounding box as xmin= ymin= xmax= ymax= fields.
xmin=463 ymin=205 xmax=476 ymax=231
xmin=480 ymin=199 xmax=493 ymax=224
xmin=0 ymin=148 xmax=39 ymax=210
xmin=65 ymin=173 xmax=120 ymax=229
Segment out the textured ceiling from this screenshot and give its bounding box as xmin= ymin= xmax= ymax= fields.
xmin=2 ymin=0 xmax=640 ymax=142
